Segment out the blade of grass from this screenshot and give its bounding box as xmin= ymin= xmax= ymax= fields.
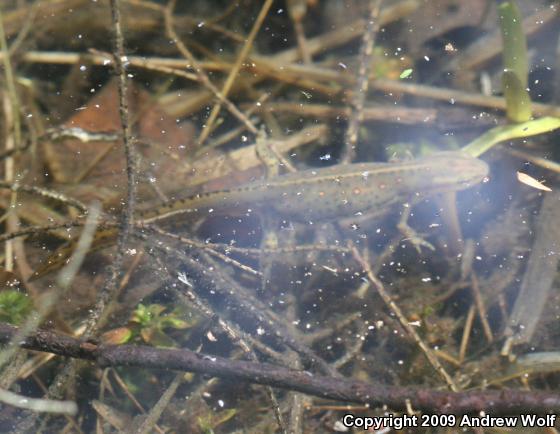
xmin=499 ymin=1 xmax=531 ymax=122
xmin=502 ymin=69 xmax=532 ymax=122
xmin=461 ymin=117 xmax=560 ymax=157
xmin=499 ymin=0 xmax=528 ymax=88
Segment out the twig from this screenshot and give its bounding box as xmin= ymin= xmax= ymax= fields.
xmin=287 ymin=0 xmax=311 ymax=64
xmin=351 ymin=247 xmax=459 ymax=391
xmin=459 ymin=305 xmax=476 ymax=364
xmin=333 ymin=320 xmax=370 ymax=370
xmin=204 ymin=90 xmax=275 ymax=152
xmin=470 ymin=273 xmax=493 ymax=343
xmin=163 ymin=0 xmax=258 ymax=136
xmin=86 ymin=0 xmax=137 ymax=337
xmin=0 ymin=5 xmax=22 ymax=149
xmin=6 ymin=0 xmax=37 ymax=56
xmin=371 ymin=78 xmax=560 ymax=118
xmin=256 ymin=102 xmax=436 ymax=124
xmin=0 ymin=387 xmax=77 ymax=416
xmin=111 ymin=0 xmax=136 ymax=231
xmin=197 ymin=0 xmax=274 ymax=145
xmin=148 ymin=239 xmax=338 ymax=377
xmin=0 ymin=220 xmax=90 ymax=244
xmin=2 ymin=91 xmax=16 ymax=275
xmin=0 ymin=182 xmax=88 ymax=214
xmin=507 ymin=148 xmax=560 ymax=174
xmin=3 ymin=322 xmax=560 ymax=415
xmin=0 ymin=5 xmax=21 ymax=276
xmin=147 ymin=226 xmax=261 ymax=276
xmin=125 ymin=372 xmax=179 ymax=434
xmin=109 ymin=368 xmax=151 ymax=417
xmin=152 ymin=253 xmax=287 ymax=433
xmin=341 ymin=0 xmax=383 ymax=163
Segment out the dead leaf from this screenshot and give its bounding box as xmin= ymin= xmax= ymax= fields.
xmin=43 ymin=79 xmax=196 ymax=210
xmin=516 ymin=171 xmax=552 ymax=192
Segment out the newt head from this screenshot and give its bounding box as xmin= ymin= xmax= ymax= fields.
xmin=419 ymin=151 xmax=489 ymax=193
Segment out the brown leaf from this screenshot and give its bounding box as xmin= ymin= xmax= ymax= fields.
xmin=100 ymin=327 xmax=133 ymax=345
xmin=43 ymin=79 xmax=195 ymax=210
xmin=516 ymin=171 xmax=552 ymax=192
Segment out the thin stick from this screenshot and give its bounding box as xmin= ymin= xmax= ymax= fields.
xmin=470 ymin=273 xmax=493 ymax=343
xmin=153 ymin=254 xmax=287 ymax=432
xmin=507 ymin=148 xmax=560 ymax=174
xmin=0 ymin=387 xmax=77 ymax=415
xmin=459 ymin=305 xmax=476 ymax=364
xmin=204 ymin=90 xmax=275 ymax=152
xmin=351 ymin=247 xmax=459 ymax=391
xmin=341 ymin=0 xmax=383 ymax=163
xmin=110 ymin=0 xmax=136 ymax=230
xmin=256 ymin=102 xmax=436 ymax=124
xmin=287 ymin=0 xmax=311 ymax=64
xmin=371 ymin=78 xmax=560 ymax=118
xmin=1 ymin=93 xmax=15 ymax=274
xmin=148 ymin=226 xmax=261 ymax=276
xmin=133 ymin=373 xmax=181 ymax=434
xmin=0 ymin=5 xmax=21 ymax=149
xmin=0 ymin=182 xmax=88 ymax=213
xmin=163 ymin=1 xmax=257 ymax=136
xmin=86 ymin=0 xmax=137 ymax=337
xmin=0 ymin=5 xmax=21 ymax=274
xmin=0 ymin=220 xmax=90 ymax=244
xmin=197 ymin=0 xmax=274 ymax=145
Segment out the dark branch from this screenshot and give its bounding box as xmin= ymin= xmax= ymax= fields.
xmin=1 ymin=322 xmax=559 ymax=416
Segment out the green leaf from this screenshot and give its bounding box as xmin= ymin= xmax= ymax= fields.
xmin=131 ymin=303 xmax=150 ymax=325
xmin=161 ymin=316 xmax=192 ymax=330
xmin=0 ymin=290 xmax=32 ymax=324
xmin=461 ymin=117 xmax=560 ymax=157
xmin=399 ymin=68 xmax=413 ymax=79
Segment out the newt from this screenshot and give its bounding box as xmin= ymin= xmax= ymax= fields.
xmin=32 ymin=151 xmax=488 ymax=278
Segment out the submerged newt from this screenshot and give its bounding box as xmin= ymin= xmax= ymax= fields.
xmin=33 ymin=151 xmax=488 ymax=278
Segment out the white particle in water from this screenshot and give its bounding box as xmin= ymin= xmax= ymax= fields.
xmin=178 ymin=272 xmax=193 ymax=287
